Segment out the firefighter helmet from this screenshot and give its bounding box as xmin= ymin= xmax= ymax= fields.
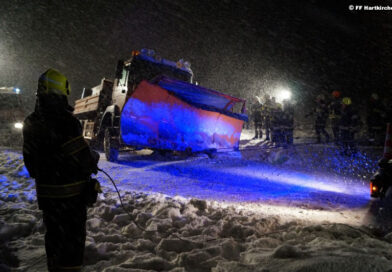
xmin=371 ymin=93 xmax=379 ymax=100
xmin=37 ymin=69 xmax=71 ymax=96
xmin=316 ymin=94 xmax=325 ymax=101
xmin=332 ymin=91 xmax=341 ymax=98
xmin=342 ymin=97 xmax=352 ymax=105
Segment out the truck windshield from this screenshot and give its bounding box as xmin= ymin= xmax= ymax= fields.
xmin=129 ymin=58 xmax=193 ymax=86
xmin=0 ymin=94 xmax=20 ymax=109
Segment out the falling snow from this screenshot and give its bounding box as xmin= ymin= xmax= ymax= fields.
xmin=1 ymin=1 xmax=392 ymax=271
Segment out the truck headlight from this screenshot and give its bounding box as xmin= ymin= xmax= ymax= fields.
xmin=14 ymin=122 xmax=23 ymax=129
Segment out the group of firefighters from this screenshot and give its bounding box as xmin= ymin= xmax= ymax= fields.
xmin=250 ymin=95 xmax=294 ymax=147
xmin=306 ymin=91 xmax=360 ymax=154
xmin=249 ymin=90 xmax=391 ymax=153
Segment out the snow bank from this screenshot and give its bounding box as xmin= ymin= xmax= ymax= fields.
xmin=81 ymin=193 xmax=392 ymax=272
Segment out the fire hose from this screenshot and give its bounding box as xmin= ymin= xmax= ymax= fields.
xmin=97 ymin=168 xmax=147 ymax=232
xmin=97 ymin=167 xmax=196 ymax=242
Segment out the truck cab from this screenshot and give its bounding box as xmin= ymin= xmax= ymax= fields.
xmin=112 ymin=49 xmax=193 ymax=112
xmin=74 ymin=49 xmax=194 ymax=148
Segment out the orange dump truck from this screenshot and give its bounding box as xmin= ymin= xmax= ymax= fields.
xmin=74 ymin=49 xmax=247 ymax=161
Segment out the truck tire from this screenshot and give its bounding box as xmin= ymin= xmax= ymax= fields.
xmin=104 ymin=128 xmax=119 ymax=162
xmin=205 ymin=148 xmax=217 ymax=159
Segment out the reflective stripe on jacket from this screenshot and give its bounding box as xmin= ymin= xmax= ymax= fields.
xmin=36 ymin=180 xmax=87 ymax=198
xmin=61 ymin=135 xmax=89 ymax=156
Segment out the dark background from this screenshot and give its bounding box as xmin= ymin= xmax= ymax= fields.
xmin=1 ymin=0 xmax=391 ymax=110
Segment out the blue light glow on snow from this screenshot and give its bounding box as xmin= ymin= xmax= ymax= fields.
xmin=291 ymin=145 xmax=378 ymax=179
xmin=108 ymin=152 xmax=371 ymax=209
xmin=17 ymin=166 xmax=30 ymax=178
xmin=0 ymin=175 xmax=7 ymax=183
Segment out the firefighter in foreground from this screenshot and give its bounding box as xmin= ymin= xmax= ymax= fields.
xmin=23 ymin=69 xmax=100 ymax=272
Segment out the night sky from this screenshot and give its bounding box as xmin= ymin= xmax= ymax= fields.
xmin=1 ymin=0 xmax=391 ymax=109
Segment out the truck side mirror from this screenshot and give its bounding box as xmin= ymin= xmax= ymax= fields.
xmin=115 ymin=60 xmax=124 ymax=79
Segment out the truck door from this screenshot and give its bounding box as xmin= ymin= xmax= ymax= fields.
xmin=112 ymin=66 xmax=129 ymax=111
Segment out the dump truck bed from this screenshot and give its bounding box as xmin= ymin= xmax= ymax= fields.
xmin=120 ymin=77 xmax=247 ymax=152
xmin=74 ymin=95 xmax=100 ymax=116
xmin=74 ymin=79 xmax=113 ymax=119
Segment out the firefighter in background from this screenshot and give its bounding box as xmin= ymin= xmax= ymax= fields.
xmin=383 ymin=96 xmax=392 ymax=124
xmin=367 ymin=93 xmax=386 ymax=145
xmin=23 ymin=69 xmax=100 ymax=272
xmin=271 ymin=96 xmax=278 ymax=110
xmin=261 ymin=95 xmax=272 ymax=141
xmin=251 ymin=100 xmax=263 ymax=139
xmin=339 ymin=97 xmax=360 ymax=155
xmin=329 ymin=90 xmax=342 ymax=143
xmin=243 ymin=96 xmax=251 ymax=129
xmin=282 ymin=99 xmax=294 ymax=145
xmin=306 ymin=94 xmax=330 ymax=143
xmin=271 ymin=102 xmax=284 ymax=146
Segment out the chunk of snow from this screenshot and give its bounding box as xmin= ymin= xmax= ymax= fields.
xmin=120 ymin=254 xmax=173 ymax=270
xmin=87 ymin=218 xmax=102 ymax=230
xmin=113 ymin=213 xmax=131 ymax=226
xmin=271 ymin=244 xmax=305 ymax=259
xmin=156 ymin=237 xmax=203 ymax=253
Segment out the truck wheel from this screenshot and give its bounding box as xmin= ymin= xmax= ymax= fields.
xmin=104 ymin=128 xmax=119 ymax=162
xmin=205 ymin=148 xmax=217 ymax=159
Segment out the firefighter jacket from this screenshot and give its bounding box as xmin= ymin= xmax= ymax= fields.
xmin=366 ymin=99 xmax=386 ymax=128
xmin=23 ymin=97 xmax=99 ymax=209
xmin=271 ymin=106 xmax=283 ymax=130
xmin=329 ymin=98 xmax=341 ymax=119
xmin=251 ymin=103 xmax=263 ymax=123
xmin=261 ymin=100 xmax=272 ymax=119
xmin=282 ymin=104 xmax=294 ymax=129
xmin=307 ymin=101 xmax=329 ymax=127
xmin=339 ymin=105 xmax=360 ymax=132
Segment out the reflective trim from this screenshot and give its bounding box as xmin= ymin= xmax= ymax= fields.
xmin=61 ymin=135 xmax=88 ymax=156
xmin=40 ymin=74 xmax=63 ymax=87
xmin=37 ymin=180 xmax=86 ymax=188
xmin=36 ymin=180 xmax=87 ymax=198
xmin=57 ymin=265 xmax=83 ymax=270
xmin=36 ymin=192 xmax=82 ymax=199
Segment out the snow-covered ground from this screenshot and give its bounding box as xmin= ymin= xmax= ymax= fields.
xmin=1 ymin=130 xmax=392 ymax=271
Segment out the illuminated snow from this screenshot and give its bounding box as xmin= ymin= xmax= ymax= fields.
xmin=1 ymin=141 xmax=391 ymax=271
